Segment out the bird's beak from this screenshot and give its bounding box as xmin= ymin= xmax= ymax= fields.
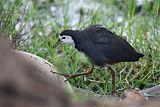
xmin=53 ymin=38 xmax=61 ymax=48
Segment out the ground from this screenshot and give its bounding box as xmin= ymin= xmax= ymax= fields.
xmin=0 ymin=0 xmax=160 ymax=96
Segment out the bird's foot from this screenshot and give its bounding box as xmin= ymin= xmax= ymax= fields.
xmin=51 ymin=71 xmax=76 ymax=82
xmin=51 ymin=71 xmax=72 ymax=78
xmin=112 ymin=89 xmax=120 ymax=97
xmin=51 ymin=65 xmax=94 ymax=82
xmin=64 ymin=66 xmax=94 ymax=81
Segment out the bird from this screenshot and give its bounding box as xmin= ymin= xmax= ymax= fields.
xmin=53 ymin=25 xmax=144 ymax=94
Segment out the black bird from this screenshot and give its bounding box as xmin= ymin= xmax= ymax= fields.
xmin=53 ymin=25 xmax=144 ymax=93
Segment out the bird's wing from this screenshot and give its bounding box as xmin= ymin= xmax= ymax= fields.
xmin=82 ymin=27 xmax=140 ymax=64
xmin=83 ymin=24 xmax=103 ymax=32
xmin=91 ymin=29 xmax=140 ymax=62
xmin=76 ymin=39 xmax=108 ymax=66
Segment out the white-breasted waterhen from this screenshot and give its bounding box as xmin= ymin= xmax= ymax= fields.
xmin=53 ymin=25 xmax=144 ymax=94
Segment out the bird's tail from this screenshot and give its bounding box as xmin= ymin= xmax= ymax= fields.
xmin=129 ymin=52 xmax=144 ymax=62
xmin=137 ymin=52 xmax=144 ymax=58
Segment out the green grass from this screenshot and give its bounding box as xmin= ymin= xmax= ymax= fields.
xmin=0 ymin=0 xmax=160 ymax=95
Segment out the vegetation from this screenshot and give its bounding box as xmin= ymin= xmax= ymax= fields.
xmin=0 ymin=0 xmax=160 ymax=95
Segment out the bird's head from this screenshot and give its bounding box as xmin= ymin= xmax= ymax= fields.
xmin=58 ymin=30 xmax=75 ymax=45
xmin=53 ymin=30 xmax=80 ymax=48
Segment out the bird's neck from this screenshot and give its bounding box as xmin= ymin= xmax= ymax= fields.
xmin=70 ymin=30 xmax=82 ymax=43
xmin=71 ymin=30 xmax=80 ymax=36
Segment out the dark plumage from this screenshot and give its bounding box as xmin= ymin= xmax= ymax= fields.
xmin=56 ymin=25 xmax=144 ymax=94
xmin=60 ymin=25 xmax=144 ymax=66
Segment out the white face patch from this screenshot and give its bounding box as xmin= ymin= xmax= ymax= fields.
xmin=58 ymin=35 xmax=75 ymax=46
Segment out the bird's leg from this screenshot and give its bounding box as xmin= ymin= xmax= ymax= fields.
xmin=109 ymin=67 xmax=116 ymax=93
xmin=108 ymin=66 xmax=119 ymax=96
xmin=51 ymin=65 xmax=94 ymax=81
xmin=50 ymin=71 xmax=73 ymax=78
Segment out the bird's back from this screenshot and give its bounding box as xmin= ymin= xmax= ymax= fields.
xmin=76 ymin=25 xmax=144 ymax=66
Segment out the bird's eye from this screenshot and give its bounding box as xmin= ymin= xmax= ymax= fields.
xmin=62 ymin=37 xmax=66 ymax=39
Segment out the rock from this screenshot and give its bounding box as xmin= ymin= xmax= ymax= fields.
xmin=14 ymin=50 xmax=73 ymax=93
xmin=120 ymin=90 xmax=147 ymax=105
xmin=0 ymin=39 xmax=72 ymax=107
